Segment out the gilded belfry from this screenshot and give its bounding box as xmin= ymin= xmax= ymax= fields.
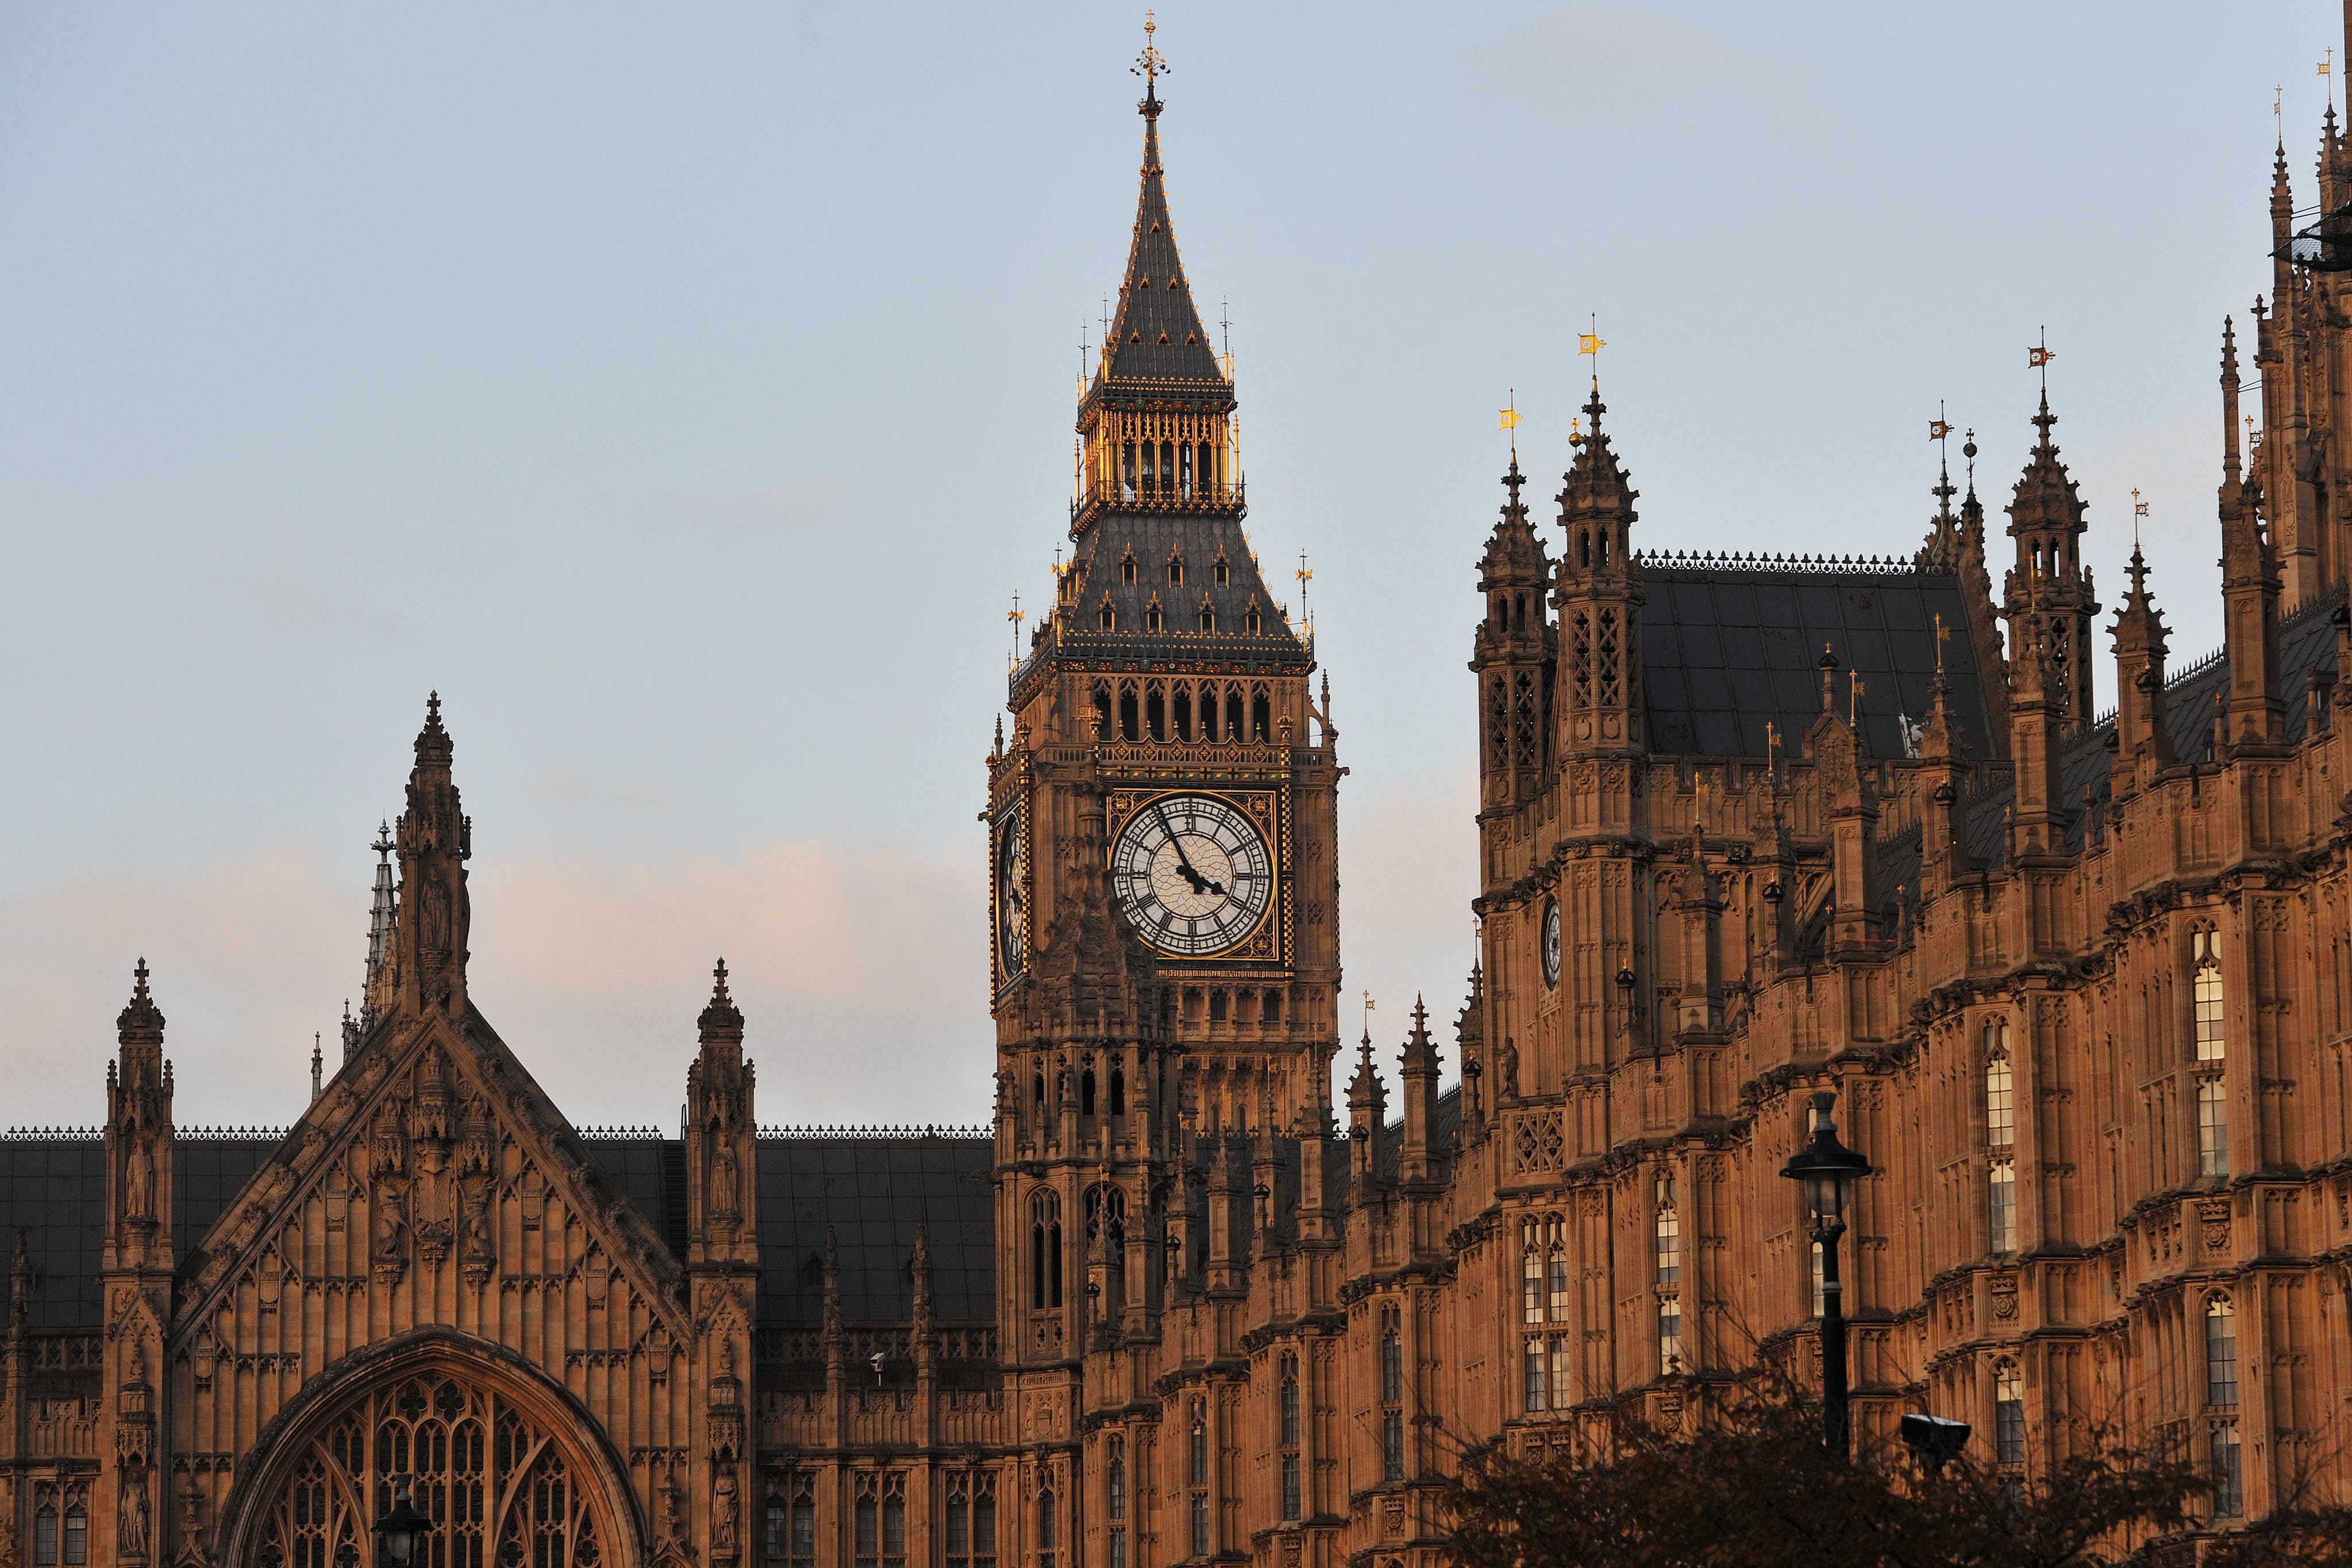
xmin=9 ymin=14 xmax=2352 ymax=1568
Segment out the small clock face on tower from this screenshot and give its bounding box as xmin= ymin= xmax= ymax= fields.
xmin=1110 ymin=793 xmax=1275 ymax=958
xmin=994 ymin=811 xmax=1028 ymax=980
xmin=1541 ymin=897 xmax=1562 ymax=988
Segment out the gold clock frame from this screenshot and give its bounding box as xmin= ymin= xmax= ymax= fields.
xmin=990 ymin=796 xmax=1030 ymax=996
xmin=1103 ymin=786 xmax=1288 ymax=966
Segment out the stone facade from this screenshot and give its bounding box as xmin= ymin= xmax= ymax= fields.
xmin=10 ymin=24 xmax=2352 ymax=1568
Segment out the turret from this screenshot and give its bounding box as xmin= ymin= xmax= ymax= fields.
xmin=2005 ymin=585 xmax=2069 ymax=860
xmin=2001 ymin=389 xmax=2099 ymax=734
xmin=2220 ymin=318 xmax=2288 ymax=748
xmin=684 ymin=960 xmax=759 ymax=1269
xmin=359 ymin=821 xmax=395 ymax=1045
xmin=1473 ymin=452 xmax=1555 ymax=810
xmin=1397 ymin=997 xmax=1441 ymax=1184
xmin=1345 ymin=1033 xmax=1385 ymax=1185
xmin=1554 ymin=378 xmax=1646 ymax=757
xmin=389 ymin=695 xmax=471 ymax=1021
xmin=2110 ymin=526 xmax=2174 ymax=790
xmin=103 ymin=960 xmax=174 ymax=1274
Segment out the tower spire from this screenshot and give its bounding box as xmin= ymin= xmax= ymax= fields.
xmin=359 ymin=820 xmax=396 ymax=1045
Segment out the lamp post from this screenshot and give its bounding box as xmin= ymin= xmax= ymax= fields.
xmin=374 ymin=1474 xmax=430 ymax=1567
xmin=1781 ymin=1088 xmax=1872 ymax=1459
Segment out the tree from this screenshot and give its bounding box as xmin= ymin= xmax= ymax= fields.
xmin=1438 ymin=1374 xmax=2272 ymax=1568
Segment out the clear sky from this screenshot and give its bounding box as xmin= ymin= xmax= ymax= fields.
xmin=0 ymin=2 xmax=2332 ymax=1128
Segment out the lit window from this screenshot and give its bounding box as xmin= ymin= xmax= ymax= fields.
xmin=1995 ymin=1361 xmax=2024 ymax=1464
xmin=2205 ymin=1296 xmax=2239 ymax=1407
xmin=2213 ymin=1420 xmax=2244 ymax=1517
xmin=1655 ymin=1177 xmax=1680 ymax=1285
xmin=1036 ymin=1488 xmax=1056 ymax=1568
xmin=1550 ymin=1334 xmax=1570 ymax=1408
xmin=1985 ymin=1051 xmax=2014 ymax=1149
xmin=2197 ymin=1080 xmax=2228 ymax=1178
xmin=1989 ymin=1161 xmax=2016 ymax=1253
xmin=2193 ymin=930 xmax=2226 ymax=1061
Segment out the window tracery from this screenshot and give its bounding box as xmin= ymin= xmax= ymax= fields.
xmin=253 ymin=1373 xmax=605 ymax=1568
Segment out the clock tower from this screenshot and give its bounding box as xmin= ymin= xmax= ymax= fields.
xmin=983 ymin=34 xmax=1342 ymax=1380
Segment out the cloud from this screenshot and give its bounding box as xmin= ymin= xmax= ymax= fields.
xmin=645 ymin=475 xmax=848 ymax=544
xmin=0 ymin=834 xmax=990 ymax=1132
xmin=1473 ymin=6 xmax=1733 ymax=99
xmin=214 ymin=517 xmax=406 ymax=635
xmin=1335 ymin=769 xmax=1482 ymax=1086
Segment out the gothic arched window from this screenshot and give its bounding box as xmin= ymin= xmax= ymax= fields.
xmin=252 ymin=1373 xmax=607 ymax=1568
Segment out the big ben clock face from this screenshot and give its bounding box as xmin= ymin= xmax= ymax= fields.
xmin=993 ymin=810 xmax=1028 ymax=983
xmin=1541 ymin=897 xmax=1562 ymax=988
xmin=1110 ymin=793 xmax=1275 ymax=958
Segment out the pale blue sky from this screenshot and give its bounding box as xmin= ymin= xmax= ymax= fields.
xmin=0 ymin=2 xmax=2329 ymax=1126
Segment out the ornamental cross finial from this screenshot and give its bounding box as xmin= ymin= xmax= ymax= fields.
xmin=1133 ymin=11 xmax=1167 ymax=93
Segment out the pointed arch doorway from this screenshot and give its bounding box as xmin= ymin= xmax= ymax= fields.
xmin=217 ymin=1330 xmax=645 ymax=1568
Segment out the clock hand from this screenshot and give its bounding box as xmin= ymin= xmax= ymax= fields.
xmin=1153 ymin=803 xmax=1215 ymax=895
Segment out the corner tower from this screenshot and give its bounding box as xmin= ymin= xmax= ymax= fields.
xmin=982 ymin=31 xmax=1342 ymax=1407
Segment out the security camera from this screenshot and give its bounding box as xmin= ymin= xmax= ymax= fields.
xmin=1900 ymin=1413 xmax=1970 ymax=1473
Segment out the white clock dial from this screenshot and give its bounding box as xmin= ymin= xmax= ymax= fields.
xmin=995 ymin=811 xmax=1028 ymax=980
xmin=1110 ymin=793 xmax=1275 ymax=958
xmin=1541 ymin=897 xmax=1562 ymax=988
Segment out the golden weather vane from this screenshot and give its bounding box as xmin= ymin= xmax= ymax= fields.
xmin=1933 ymin=611 xmax=1950 ymax=676
xmin=1577 ymin=317 xmax=1606 ymax=375
xmin=2132 ymin=488 xmax=2149 ymax=551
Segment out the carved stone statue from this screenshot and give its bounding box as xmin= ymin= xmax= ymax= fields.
xmin=372 ymin=1186 xmax=408 ymax=1260
xmin=711 ymin=1469 xmax=741 ymax=1553
xmin=1498 ymin=1037 xmax=1520 ymax=1100
xmin=121 ymin=1469 xmax=151 ymax=1556
xmin=711 ymin=1142 xmax=741 ymax=1220
xmin=125 ymin=1136 xmax=156 ymax=1221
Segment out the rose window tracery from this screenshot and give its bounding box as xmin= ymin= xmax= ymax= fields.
xmin=255 ymin=1374 xmax=605 ymax=1568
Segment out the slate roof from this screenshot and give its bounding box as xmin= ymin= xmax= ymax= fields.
xmin=1100 ymin=91 xmax=1224 ymax=387
xmin=0 ymin=1132 xmax=280 ymax=1330
xmin=0 ymin=1130 xmax=996 ymax=1331
xmin=1641 ymin=557 xmax=1997 ymax=762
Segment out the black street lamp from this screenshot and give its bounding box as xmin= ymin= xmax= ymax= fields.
xmin=374 ymin=1474 xmax=430 ymax=1567
xmin=1781 ymin=1088 xmax=1872 ymax=1459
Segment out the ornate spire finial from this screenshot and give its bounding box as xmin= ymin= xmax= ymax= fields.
xmin=699 ymin=957 xmax=745 ymax=1043
xmin=1132 ymin=10 xmax=1167 ymax=113
xmin=133 ymin=957 xmax=150 ymax=1003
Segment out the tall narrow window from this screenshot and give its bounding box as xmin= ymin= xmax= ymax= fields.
xmin=33 ymin=1500 xmax=56 ymax=1567
xmin=946 ymin=1475 xmax=972 ymax=1568
xmin=2213 ymin=1421 xmax=2245 ymax=1517
xmin=1659 ymin=1299 xmax=1683 ymax=1376
xmin=1549 ymin=1334 xmax=1570 ymax=1408
xmin=881 ymin=1475 xmax=906 ymax=1568
xmin=1994 ymin=1361 xmax=2025 ymax=1465
xmin=1382 ymin=1301 xmax=1407 ymax=1477
xmin=1036 ymin=1488 xmax=1056 ymax=1568
xmin=1523 ymin=1336 xmax=1546 ymax=1413
xmin=1988 ymin=1160 xmax=2017 ymax=1253
xmin=791 ymin=1474 xmax=816 ymax=1568
xmin=2205 ymin=1296 xmax=2239 ymax=1407
xmin=1030 ymin=1191 xmax=1063 ymax=1309
xmin=1252 ymin=692 xmax=1271 ymax=742
xmin=1108 ymin=1435 xmax=1129 ymax=1568
xmin=973 ymin=1477 xmax=996 ymax=1568
xmin=1521 ymin=1230 xmax=1542 ymax=1324
xmin=1655 ymin=1178 xmax=1680 ymax=1285
xmin=854 ymin=1480 xmax=879 ymax=1568
xmin=61 ymin=1502 xmax=85 ymax=1568
xmin=1279 ymin=1353 xmax=1303 ymax=1520
xmin=1985 ymin=1049 xmax=2015 ymax=1147
xmin=2193 ymin=929 xmax=2226 ymax=1061
xmin=1169 ymin=557 xmax=1184 ymax=586
xmin=1190 ymin=1397 xmax=1211 ymax=1555
xmin=2197 ymin=1080 xmax=2228 ymax=1178
xmin=1548 ymin=1225 xmax=1570 ymax=1322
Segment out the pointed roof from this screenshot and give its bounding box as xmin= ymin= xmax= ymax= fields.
xmin=1099 ymin=82 xmax=1226 ymax=388
xmin=1916 ymin=447 xmax=1964 ymax=573
xmin=1558 ymin=380 xmax=1639 ymax=535
xmin=2005 ymin=390 xmax=2087 ymax=544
